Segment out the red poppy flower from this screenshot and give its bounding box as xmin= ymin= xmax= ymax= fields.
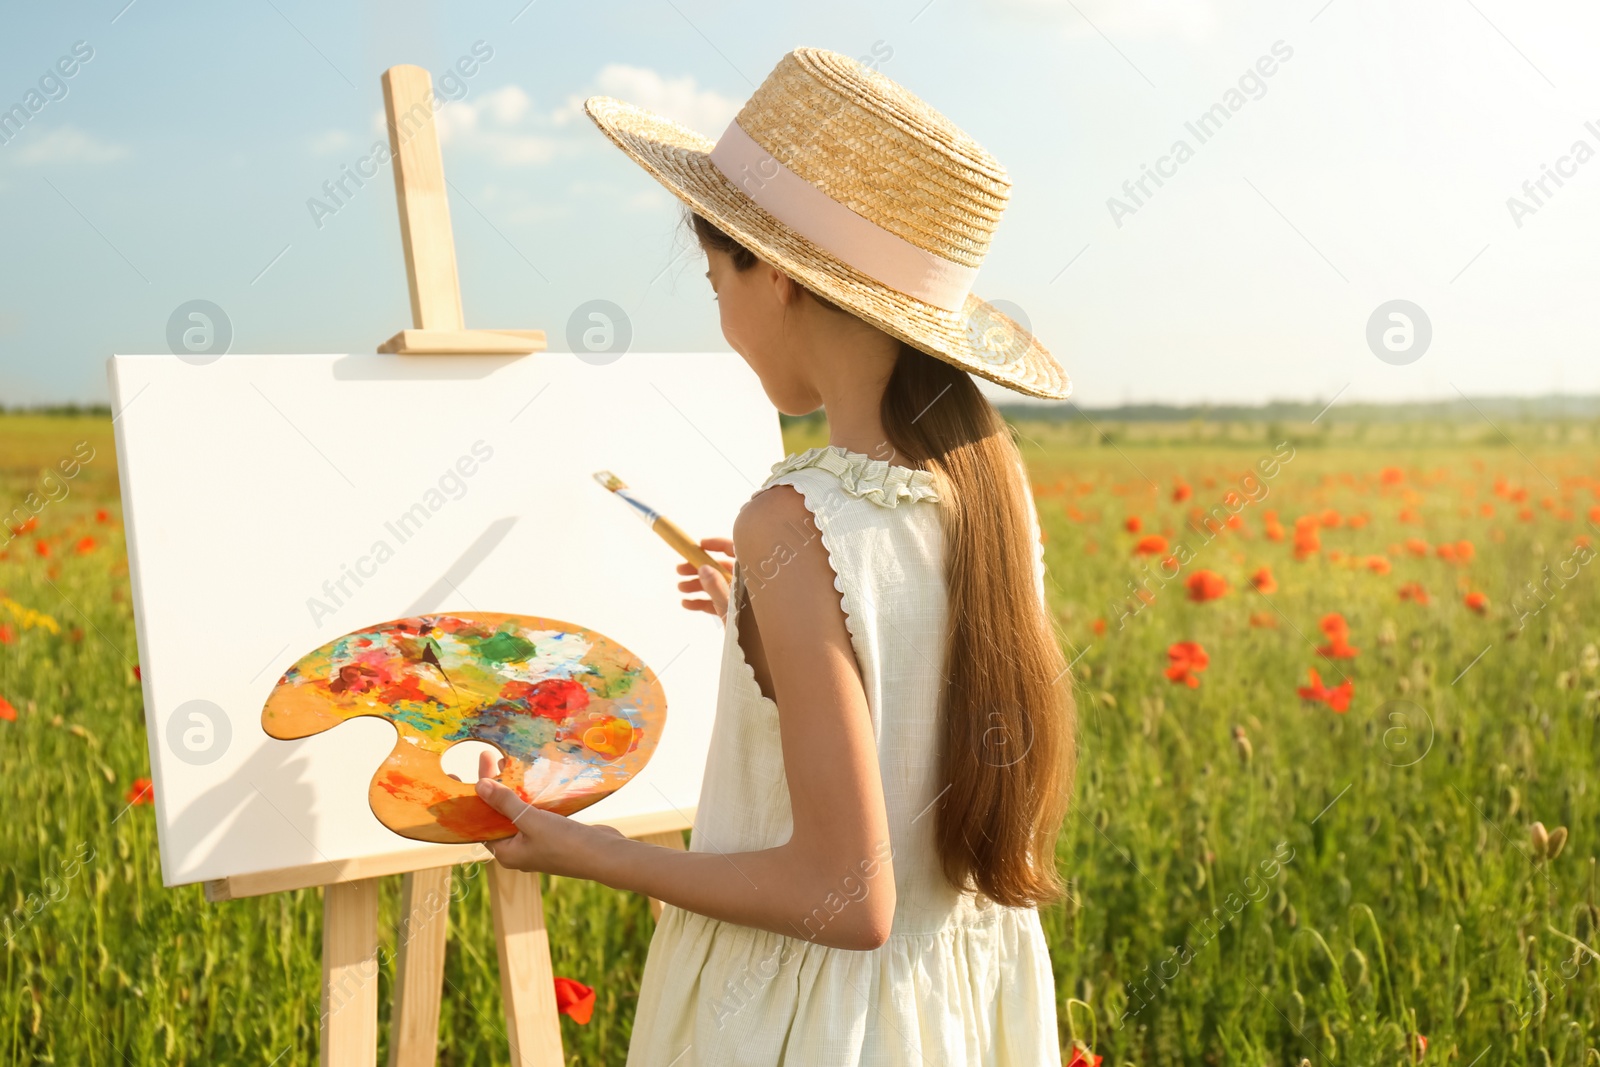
xmin=0 ymin=623 xmax=13 ymax=645
xmin=1297 ymin=668 xmax=1353 ymax=713
xmin=1464 ymin=591 xmax=1488 ymax=614
xmin=0 ymin=696 xmax=16 ymax=722
xmin=133 ymin=665 xmax=142 ymax=681
xmin=75 ymin=536 xmax=97 ymax=555
xmin=1317 ymin=613 xmax=1360 ymax=659
xmin=1293 ymin=525 xmax=1320 ymax=560
xmin=12 ymin=516 xmax=39 ymax=535
xmin=1380 ymin=467 xmax=1404 ymax=485
xmin=1124 ymin=515 xmax=1142 ymax=533
xmin=1250 ymin=566 xmax=1277 ymax=594
xmin=34 ymin=540 xmax=51 ymax=558
xmin=1091 ymin=618 xmax=1107 ymax=636
xmin=1172 ymin=481 xmax=1193 ymax=503
xmin=1366 ymin=555 xmax=1392 ymax=575
xmin=1248 ymin=611 xmax=1278 ymax=628
xmin=1165 ymin=642 xmax=1209 ymax=688
xmin=553 ymin=976 xmax=595 ymax=1024
xmin=1133 ymin=534 xmax=1168 ymax=556
xmin=1185 ymin=570 xmax=1227 ymax=602
xmin=126 ymin=777 xmax=154 ymax=805
xmin=96 ymin=508 xmax=111 ymax=523
xmin=1067 ymin=1049 xmax=1103 ymax=1067
xmin=1398 ymin=581 xmax=1429 ymax=605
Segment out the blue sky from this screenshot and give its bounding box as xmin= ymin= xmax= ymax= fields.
xmin=3 ymin=0 xmax=1598 ymax=407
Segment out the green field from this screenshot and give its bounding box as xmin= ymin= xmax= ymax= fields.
xmin=3 ymin=413 xmax=1598 ymax=1065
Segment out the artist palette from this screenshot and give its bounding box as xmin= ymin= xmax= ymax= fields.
xmin=261 ymin=612 xmax=667 ymax=843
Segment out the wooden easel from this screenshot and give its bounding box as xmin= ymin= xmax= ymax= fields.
xmin=201 ymin=64 xmax=692 ymax=1067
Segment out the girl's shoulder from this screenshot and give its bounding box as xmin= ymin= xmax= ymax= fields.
xmin=753 ymin=444 xmax=942 ymax=510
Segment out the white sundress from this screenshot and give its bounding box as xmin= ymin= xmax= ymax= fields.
xmin=625 ymin=444 xmax=1063 ymax=1067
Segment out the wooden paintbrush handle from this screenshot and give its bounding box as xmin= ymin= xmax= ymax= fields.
xmin=652 ymin=517 xmax=734 ymax=580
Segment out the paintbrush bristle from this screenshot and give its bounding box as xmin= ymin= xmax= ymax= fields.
xmin=592 ymin=470 xmax=626 ymax=492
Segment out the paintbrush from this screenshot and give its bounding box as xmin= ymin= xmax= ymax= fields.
xmin=593 ymin=470 xmax=734 ymax=581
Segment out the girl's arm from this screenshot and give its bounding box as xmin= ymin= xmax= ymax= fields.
xmin=475 ymin=484 xmax=897 ymax=951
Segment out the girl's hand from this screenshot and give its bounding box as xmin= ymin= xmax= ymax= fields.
xmin=465 ymin=749 xmax=624 ymax=876
xmin=678 ymin=537 xmax=733 ymax=620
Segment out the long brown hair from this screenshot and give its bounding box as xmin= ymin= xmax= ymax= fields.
xmin=690 ymin=211 xmax=1075 ymax=908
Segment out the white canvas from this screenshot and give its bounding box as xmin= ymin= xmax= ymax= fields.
xmin=107 ymin=352 xmax=782 ymax=887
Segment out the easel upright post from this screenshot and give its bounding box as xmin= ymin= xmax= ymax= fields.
xmin=381 ymin=65 xmax=464 ymax=334
xmin=490 ymin=866 xmax=565 ymax=1066
xmin=386 ymin=866 xmax=452 ymax=1067
xmin=375 ymin=64 xmax=544 ymax=356
xmin=322 ymin=879 xmax=382 ymax=1066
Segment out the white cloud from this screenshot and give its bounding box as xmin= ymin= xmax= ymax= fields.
xmin=474 ymin=131 xmax=564 ymax=166
xmin=551 ymin=63 xmax=742 ymax=137
xmin=624 ymin=187 xmax=669 ymax=212
xmin=483 ymin=85 xmax=532 ymax=126
xmin=357 ymin=64 xmax=739 ymax=173
xmin=16 ymin=126 xmax=127 ymax=165
xmin=369 ymin=84 xmax=562 ymax=167
xmin=475 ymin=183 xmax=570 ymax=224
xmin=434 ymin=87 xmax=533 ymax=143
xmin=308 ymin=130 xmax=353 ymax=155
xmin=987 ymin=0 xmax=1219 ymax=40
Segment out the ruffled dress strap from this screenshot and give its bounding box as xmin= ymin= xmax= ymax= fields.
xmin=759 ymin=445 xmax=942 ymax=509
xmin=759 ymin=443 xmax=1047 ymax=607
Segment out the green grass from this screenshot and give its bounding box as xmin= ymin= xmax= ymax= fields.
xmin=4 ymin=414 xmax=1598 ymax=1065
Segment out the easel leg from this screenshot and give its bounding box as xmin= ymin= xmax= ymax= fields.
xmin=489 ymin=865 xmax=564 ymax=1067
xmin=388 ymin=867 xmax=453 ymax=1067
xmin=322 ymin=878 xmax=381 ymax=1067
xmin=637 ymin=830 xmax=687 ymax=920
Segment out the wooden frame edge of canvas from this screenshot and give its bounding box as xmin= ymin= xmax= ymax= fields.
xmin=202 ymin=807 xmax=695 ymax=902
xmin=376 ymin=328 xmax=548 ymax=355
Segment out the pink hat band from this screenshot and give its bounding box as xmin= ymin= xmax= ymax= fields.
xmin=708 ymin=118 xmax=980 ymax=314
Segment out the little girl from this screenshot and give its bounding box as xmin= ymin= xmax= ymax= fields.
xmin=473 ymin=47 xmax=1078 ymax=1065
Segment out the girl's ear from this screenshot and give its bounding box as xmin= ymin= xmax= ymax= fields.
xmin=768 ymin=264 xmax=803 ymax=306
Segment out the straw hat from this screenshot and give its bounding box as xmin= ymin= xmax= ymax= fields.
xmin=583 ymin=47 xmax=1071 ymax=400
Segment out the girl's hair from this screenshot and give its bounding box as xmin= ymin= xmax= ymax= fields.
xmin=690 ymin=211 xmax=1076 ymax=908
